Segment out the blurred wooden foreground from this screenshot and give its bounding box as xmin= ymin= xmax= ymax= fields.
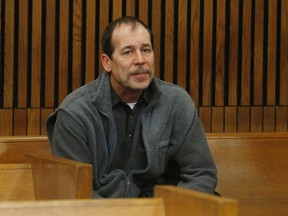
xmin=0 ymin=135 xmax=238 ymax=215
xmin=0 ymin=0 xmax=288 ymax=135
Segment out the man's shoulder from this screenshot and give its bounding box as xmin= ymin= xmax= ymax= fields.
xmin=153 ymin=78 xmax=192 ymax=100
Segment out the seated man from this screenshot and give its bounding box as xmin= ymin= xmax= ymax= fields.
xmin=46 ymin=16 xmax=217 ymax=198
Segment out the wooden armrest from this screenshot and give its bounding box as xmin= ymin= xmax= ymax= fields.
xmin=26 ymin=154 xmax=93 ymax=199
xmin=154 ymin=185 xmax=238 ymax=216
xmin=0 ymin=198 xmax=165 ymax=216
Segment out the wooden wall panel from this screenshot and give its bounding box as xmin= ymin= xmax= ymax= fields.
xmin=31 ymin=0 xmax=42 ymax=108
xmin=267 ymin=0 xmax=277 ymax=105
xmin=45 ymin=0 xmax=56 ymax=107
xmin=224 ymin=107 xmax=237 ymax=132
xmin=18 ymin=0 xmax=29 ymax=108
xmin=58 ymin=0 xmax=69 ymax=104
xmin=276 ymin=106 xmax=288 ymax=132
xmin=72 ymin=0 xmax=82 ymax=91
xmin=237 ymin=106 xmax=250 ymax=132
xmin=189 ymin=0 xmax=200 ymax=106
xmin=214 ymin=0 xmax=225 ymax=106
xmin=177 ymin=0 xmax=188 ymax=90
xmin=241 ymin=0 xmax=252 ymax=106
xmin=0 ymin=109 xmax=13 ymax=135
xmin=3 ymin=0 xmax=14 ymax=108
xmin=85 ymin=0 xmax=96 ymax=83
xmin=280 ymin=0 xmax=288 ymax=105
xmin=253 ymin=0 xmax=264 ymax=106
xmin=202 ymin=1 xmax=213 ymax=106
xmin=0 ymin=0 xmax=287 ymax=135
xmin=211 ymin=107 xmax=224 ymax=132
xmin=164 ymin=0 xmax=174 ymax=83
xmin=228 ymin=0 xmax=239 ymax=106
xmin=14 ymin=109 xmax=27 ymax=135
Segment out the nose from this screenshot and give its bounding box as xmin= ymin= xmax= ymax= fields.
xmin=134 ymin=50 xmax=145 ymax=65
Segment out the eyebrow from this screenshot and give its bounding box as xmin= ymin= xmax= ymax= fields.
xmin=120 ymin=43 xmax=152 ymax=51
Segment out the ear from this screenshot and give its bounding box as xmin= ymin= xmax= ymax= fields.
xmin=101 ymin=54 xmax=112 ymax=72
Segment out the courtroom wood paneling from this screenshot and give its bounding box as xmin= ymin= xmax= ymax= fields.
xmin=31 ymin=0 xmax=42 ymax=108
xmin=280 ymin=0 xmax=288 ymax=105
xmin=0 ymin=0 xmax=287 ymax=134
xmin=44 ymin=0 xmax=56 ymax=107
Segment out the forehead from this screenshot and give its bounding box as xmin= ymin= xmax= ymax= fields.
xmin=111 ymin=23 xmax=151 ymax=48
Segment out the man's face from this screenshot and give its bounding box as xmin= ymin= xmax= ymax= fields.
xmin=103 ymin=23 xmax=155 ymax=96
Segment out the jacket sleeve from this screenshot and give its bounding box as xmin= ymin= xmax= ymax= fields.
xmin=173 ymin=109 xmax=218 ymax=194
xmin=46 ymin=109 xmax=104 ymax=198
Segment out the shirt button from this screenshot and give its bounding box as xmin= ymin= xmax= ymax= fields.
xmin=128 ymin=134 xmax=133 ymax=138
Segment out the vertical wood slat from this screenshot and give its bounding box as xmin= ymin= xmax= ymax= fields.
xmin=241 ymin=0 xmax=252 ymax=106
xmin=27 ymin=108 xmax=41 ymax=135
xmin=280 ymin=0 xmax=288 ymax=105
xmin=237 ymin=106 xmax=250 ymax=132
xmin=164 ymin=0 xmax=174 ymax=83
xmin=3 ymin=0 xmax=14 ymax=108
xmin=125 ymin=0 xmax=135 ymax=17
xmin=177 ymin=0 xmax=187 ymax=89
xmin=0 ymin=109 xmax=13 ymax=135
xmin=198 ymin=107 xmax=212 ymax=133
xmin=44 ymin=0 xmax=56 ymax=107
xmin=214 ymin=0 xmax=225 ymax=106
xmin=112 ymin=0 xmax=122 ymax=20
xmin=85 ymin=0 xmax=96 ymax=83
xmin=224 ymin=106 xmax=237 ymax=132
xmin=18 ymin=0 xmax=29 ymax=108
xmin=58 ymin=0 xmax=69 ymax=104
xmin=228 ymin=0 xmax=239 ymax=106
xmin=250 ymin=106 xmax=263 ymax=132
xmin=151 ymin=0 xmax=161 ymax=79
xmin=98 ymin=0 xmax=109 ymax=72
xmin=202 ymin=1 xmax=213 ymax=106
xmin=13 ymin=108 xmax=27 ymax=135
xmin=263 ymin=106 xmax=275 ymax=132
xmin=190 ymin=0 xmax=200 ymax=106
xmin=31 ymin=0 xmax=42 ymax=107
xmin=41 ymin=108 xmax=54 ymax=135
xmin=211 ymin=107 xmax=224 ymax=132
xmin=253 ymin=0 xmax=264 ymax=105
xmin=276 ymin=106 xmax=288 ymax=132
xmin=266 ymin=0 xmax=277 ymax=105
xmin=138 ymin=0 xmax=149 ymax=24
xmin=72 ymin=0 xmax=82 ymax=91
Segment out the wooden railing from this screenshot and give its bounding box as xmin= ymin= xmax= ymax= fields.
xmin=0 ymin=0 xmax=287 ymax=135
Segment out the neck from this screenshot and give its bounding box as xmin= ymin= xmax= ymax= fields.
xmin=118 ymin=90 xmax=142 ymax=103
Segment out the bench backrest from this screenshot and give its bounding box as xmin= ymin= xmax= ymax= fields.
xmin=207 ymin=132 xmax=288 ymax=216
xmin=154 ymin=185 xmax=238 ymax=216
xmin=0 ymin=185 xmax=238 ymax=216
xmin=0 ymin=136 xmax=51 ymax=163
xmin=0 ymin=154 xmax=92 ymax=201
xmin=0 ymin=136 xmax=92 ymax=200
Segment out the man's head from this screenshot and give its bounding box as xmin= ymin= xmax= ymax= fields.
xmin=100 ymin=16 xmax=155 ymax=102
xmin=101 ymin=16 xmax=154 ymax=59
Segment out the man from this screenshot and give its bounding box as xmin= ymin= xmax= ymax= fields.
xmin=46 ymin=16 xmax=217 ymax=198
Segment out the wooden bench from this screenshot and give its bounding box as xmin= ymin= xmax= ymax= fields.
xmin=0 ymin=185 xmax=238 ymax=216
xmin=0 ymin=136 xmax=92 ymax=200
xmin=207 ymin=132 xmax=288 ymax=216
xmin=0 ymin=136 xmax=51 ymax=163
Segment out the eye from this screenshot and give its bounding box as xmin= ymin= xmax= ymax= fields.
xmin=143 ymin=48 xmax=152 ymax=53
xmin=122 ymin=50 xmax=132 ymax=55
